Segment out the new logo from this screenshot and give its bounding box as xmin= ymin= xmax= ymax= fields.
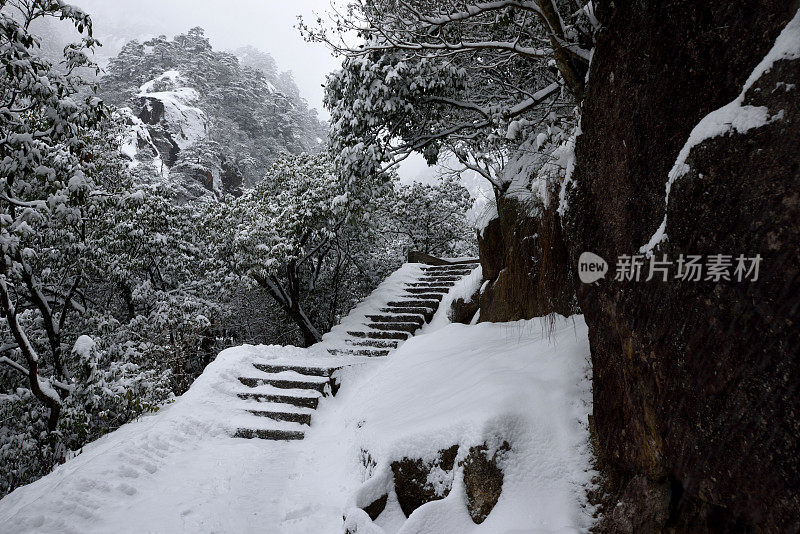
xmin=578 ymin=252 xmax=608 ymax=284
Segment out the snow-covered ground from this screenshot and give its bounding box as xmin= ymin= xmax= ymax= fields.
xmin=0 ymin=316 xmax=594 ymax=533
xmin=286 ymin=316 xmax=596 ymax=533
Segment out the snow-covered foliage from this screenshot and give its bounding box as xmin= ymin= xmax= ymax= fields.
xmin=101 ymin=27 xmax=327 ymax=193
xmin=219 ymin=155 xmax=478 ymax=347
xmin=0 ymin=0 xmax=102 ymax=422
xmin=0 ymin=4 xmax=229 ymax=495
xmin=503 ymin=111 xmax=580 ymax=213
xmin=374 ymin=175 xmax=477 ymax=258
xmin=220 ymin=154 xmax=346 ymax=346
xmin=0 ymin=0 xmax=174 ymax=495
xmin=304 ymin=0 xmax=595 ymax=198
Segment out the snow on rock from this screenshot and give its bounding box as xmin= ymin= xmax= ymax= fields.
xmin=282 ymin=316 xmax=596 ymax=533
xmin=640 ymin=8 xmax=800 ymax=256
xmin=138 ymin=70 xmax=182 ymax=94
xmin=137 ymin=70 xmax=208 ymax=150
xmin=113 ymin=107 xmax=163 ymax=170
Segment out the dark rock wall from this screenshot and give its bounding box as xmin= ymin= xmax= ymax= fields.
xmin=478 ymin=195 xmax=576 ymax=322
xmin=565 ymin=1 xmax=799 ymax=530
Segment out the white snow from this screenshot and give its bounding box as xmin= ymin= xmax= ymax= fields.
xmin=640 ymin=8 xmax=800 ymax=255
xmin=72 ymin=335 xmax=96 ymax=358
xmin=113 ymin=107 xmax=160 ymax=168
xmin=283 ymin=315 xmax=595 ymax=533
xmin=138 ymin=70 xmax=182 ymax=94
xmin=0 ymin=341 xmax=352 ymax=533
xmin=137 ymin=70 xmax=209 ymax=150
xmin=0 ymin=269 xmax=595 ymax=533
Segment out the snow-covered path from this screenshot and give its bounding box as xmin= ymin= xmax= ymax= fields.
xmin=0 ymin=263 xmax=595 ymax=533
xmin=76 ymin=438 xmax=297 ymax=533
xmin=0 ymin=345 xmax=306 ymax=534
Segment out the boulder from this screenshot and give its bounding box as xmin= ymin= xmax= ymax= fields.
xmin=478 ymin=194 xmax=576 ymax=322
xmin=462 ymin=442 xmax=509 ymax=524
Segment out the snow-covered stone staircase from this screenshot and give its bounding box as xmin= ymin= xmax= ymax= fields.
xmin=231 ymin=260 xmax=479 ymax=440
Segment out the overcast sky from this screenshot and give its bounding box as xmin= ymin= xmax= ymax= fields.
xmin=75 ymin=0 xmax=341 ymax=119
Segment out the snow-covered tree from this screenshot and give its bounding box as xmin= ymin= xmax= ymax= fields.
xmin=221 ymin=154 xmax=345 ymax=346
xmin=302 ymin=0 xmax=596 ymax=196
xmin=0 ymin=5 xmax=230 ymax=494
xmin=0 ymin=0 xmax=103 ymax=430
xmin=376 ymin=175 xmax=476 ymax=257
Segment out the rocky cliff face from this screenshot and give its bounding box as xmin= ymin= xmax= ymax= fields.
xmin=564 ymin=1 xmax=799 ymax=531
xmin=478 ymin=194 xmax=576 ymax=322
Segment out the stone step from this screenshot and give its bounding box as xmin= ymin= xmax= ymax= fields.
xmin=366 ymin=314 xmax=425 ymax=325
xmin=403 ymin=287 xmax=450 ymax=295
xmin=400 ymin=292 xmax=444 ymax=301
xmin=386 ymin=300 xmax=440 ymax=309
xmin=367 ymin=322 xmax=420 ymax=333
xmin=234 ymin=428 xmax=305 ymax=440
xmin=238 ymin=376 xmax=329 ymax=393
xmin=419 ymin=275 xmax=462 ymax=282
xmin=327 ymin=348 xmax=391 ymax=357
xmin=252 ymin=363 xmax=337 ymax=377
xmin=248 ymin=410 xmax=312 ymax=425
xmin=346 ymin=338 xmax=400 ymax=348
xmin=347 ymin=330 xmax=410 ymax=340
xmin=421 ymin=270 xmax=474 ymax=276
xmin=405 ymin=282 xmax=456 ymax=288
xmin=237 ymin=393 xmax=319 ymax=409
xmin=421 ymin=266 xmax=476 ymax=273
xmin=379 ymin=307 xmax=434 ymax=320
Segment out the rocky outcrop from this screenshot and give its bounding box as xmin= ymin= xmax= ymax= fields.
xmin=448 ymin=291 xmax=480 ymax=324
xmin=350 ymin=440 xmax=510 ymax=527
xmin=391 ymin=445 xmax=459 ymax=517
xmin=136 ymin=96 xmax=181 ymax=167
xmin=565 ymin=2 xmax=800 ymax=531
xmin=462 ymin=442 xmax=509 ymax=524
xmin=478 ymin=194 xmax=576 ymax=322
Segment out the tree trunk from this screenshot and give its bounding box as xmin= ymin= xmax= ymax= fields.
xmin=252 ymin=271 xmax=323 ymax=347
xmin=289 ymin=303 xmax=323 ymax=347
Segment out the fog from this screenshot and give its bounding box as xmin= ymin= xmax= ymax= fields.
xmin=74 ymin=0 xmax=341 ymax=119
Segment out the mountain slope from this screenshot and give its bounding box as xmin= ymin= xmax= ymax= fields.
xmin=101 ymin=28 xmax=326 ymax=196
